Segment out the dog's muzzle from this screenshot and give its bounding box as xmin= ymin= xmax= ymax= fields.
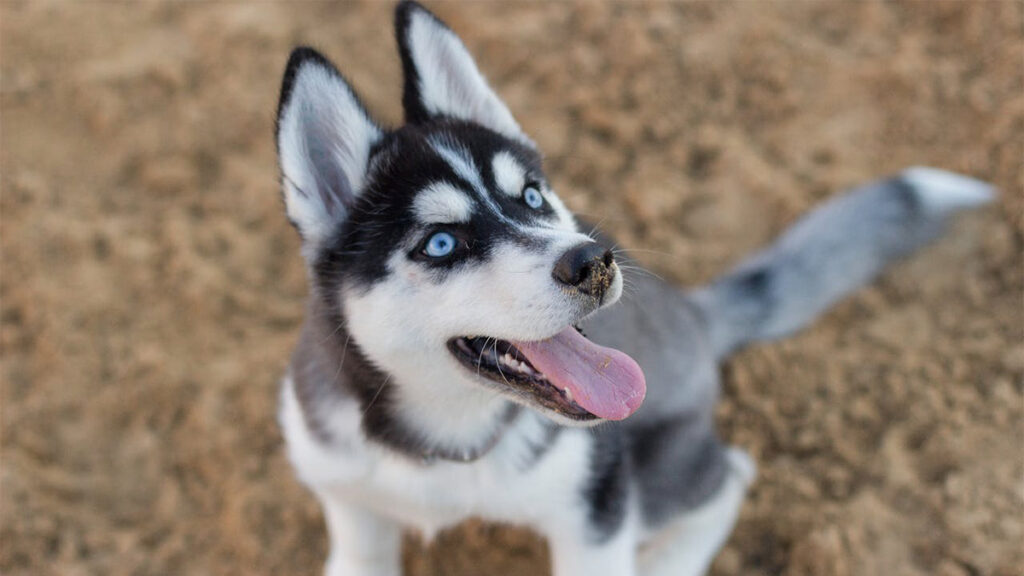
xmin=552 ymin=242 xmax=616 ymax=302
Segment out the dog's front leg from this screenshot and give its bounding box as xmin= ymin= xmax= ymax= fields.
xmin=547 ymin=524 xmax=638 ymax=576
xmin=316 ymin=489 xmax=401 ymax=576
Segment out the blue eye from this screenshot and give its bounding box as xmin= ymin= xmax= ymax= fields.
xmin=523 ymin=186 xmax=544 ymax=209
xmin=424 ymin=231 xmax=457 ymax=258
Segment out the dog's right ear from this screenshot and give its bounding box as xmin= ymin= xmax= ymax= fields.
xmin=276 ymin=47 xmax=382 ymax=248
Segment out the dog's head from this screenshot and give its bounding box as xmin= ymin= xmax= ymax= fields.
xmin=276 ymin=2 xmax=645 ymax=432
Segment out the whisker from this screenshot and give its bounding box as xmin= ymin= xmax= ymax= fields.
xmin=362 ymin=374 xmax=392 ymax=416
xmin=493 ymin=339 xmax=512 ymax=387
xmin=585 ymin=216 xmax=610 ymax=241
xmin=614 ymin=247 xmax=677 ymax=258
xmin=617 ymin=264 xmax=666 ymax=282
xmin=319 ymin=318 xmax=349 ymax=346
xmin=477 ymin=337 xmax=492 ymax=376
xmin=329 ymin=332 xmax=354 ymax=384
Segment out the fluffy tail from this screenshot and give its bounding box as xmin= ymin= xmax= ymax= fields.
xmin=689 ymin=167 xmax=995 ymax=359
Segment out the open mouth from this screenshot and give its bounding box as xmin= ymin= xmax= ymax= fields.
xmin=447 ymin=327 xmax=646 ymax=422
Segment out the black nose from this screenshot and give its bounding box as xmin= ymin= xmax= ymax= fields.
xmin=553 ymin=242 xmax=616 ymax=298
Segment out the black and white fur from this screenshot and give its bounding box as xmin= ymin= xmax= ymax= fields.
xmin=275 ymin=3 xmax=995 ymax=575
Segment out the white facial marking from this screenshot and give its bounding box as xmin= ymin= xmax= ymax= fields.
xmin=492 ymin=151 xmax=526 ymax=198
xmin=430 ymin=135 xmax=520 ymax=228
xmin=542 ymin=189 xmax=576 ymax=229
xmin=428 ymin=135 xmax=486 ymax=194
xmin=413 ymin=182 xmax=475 ymax=224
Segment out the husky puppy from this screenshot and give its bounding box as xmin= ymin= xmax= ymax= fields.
xmin=275 ymin=2 xmax=993 ymax=574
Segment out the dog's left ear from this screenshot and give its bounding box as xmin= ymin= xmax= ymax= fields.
xmin=395 ymin=1 xmax=526 ymax=141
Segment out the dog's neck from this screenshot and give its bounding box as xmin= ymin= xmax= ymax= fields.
xmin=292 ymin=297 xmax=521 ymax=464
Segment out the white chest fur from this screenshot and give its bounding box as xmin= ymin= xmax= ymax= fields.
xmin=279 ymin=375 xmax=594 ymax=539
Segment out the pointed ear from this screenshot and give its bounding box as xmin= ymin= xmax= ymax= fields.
xmin=276 ymin=47 xmax=383 ymax=247
xmin=395 ymin=1 xmax=526 ymax=141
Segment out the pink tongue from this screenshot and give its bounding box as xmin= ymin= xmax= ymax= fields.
xmin=511 ymin=327 xmax=646 ymax=420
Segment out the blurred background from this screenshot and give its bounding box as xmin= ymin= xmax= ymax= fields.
xmin=1 ymin=2 xmax=1021 ymax=575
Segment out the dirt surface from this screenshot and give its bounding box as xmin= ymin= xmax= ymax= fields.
xmin=2 ymin=2 xmax=1021 ymax=575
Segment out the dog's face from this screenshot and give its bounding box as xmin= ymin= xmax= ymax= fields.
xmin=276 ymin=3 xmax=645 ymax=428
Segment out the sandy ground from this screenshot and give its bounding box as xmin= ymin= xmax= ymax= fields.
xmin=2 ymin=2 xmax=1021 ymax=575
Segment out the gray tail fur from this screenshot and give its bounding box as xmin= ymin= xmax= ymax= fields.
xmin=689 ymin=167 xmax=995 ymax=359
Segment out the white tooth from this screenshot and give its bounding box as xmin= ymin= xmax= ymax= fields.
xmin=564 ymin=388 xmax=573 ymax=402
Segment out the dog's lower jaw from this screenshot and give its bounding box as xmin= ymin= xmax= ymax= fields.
xmin=382 ymin=359 xmax=523 ymax=454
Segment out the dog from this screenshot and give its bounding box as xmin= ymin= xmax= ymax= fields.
xmin=274 ymin=2 xmax=994 ymax=574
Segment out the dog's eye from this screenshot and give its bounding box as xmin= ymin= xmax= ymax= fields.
xmin=423 ymin=231 xmax=458 ymax=258
xmin=523 ymin=185 xmax=544 ymax=209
